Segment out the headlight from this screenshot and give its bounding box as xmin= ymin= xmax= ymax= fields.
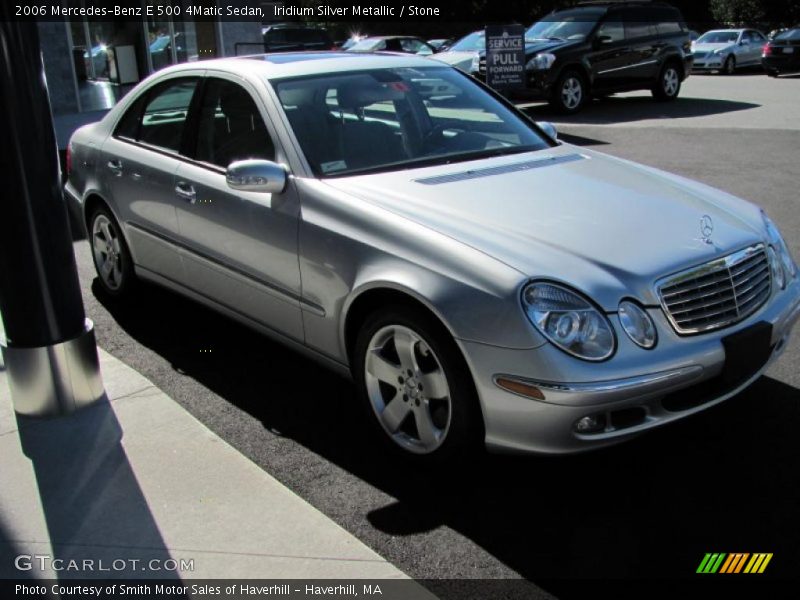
xmin=526 ymin=52 xmax=556 ymax=70
xmin=763 ymin=211 xmax=797 ymax=281
xmin=470 ymin=54 xmax=480 ymax=72
xmin=522 ymin=282 xmax=616 ymax=361
xmin=618 ymin=300 xmax=657 ymax=349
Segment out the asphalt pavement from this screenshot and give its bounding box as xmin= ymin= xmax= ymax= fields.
xmin=69 ymin=72 xmax=800 ymax=599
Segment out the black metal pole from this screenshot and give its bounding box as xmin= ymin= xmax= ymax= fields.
xmin=0 ymin=13 xmax=103 ymax=415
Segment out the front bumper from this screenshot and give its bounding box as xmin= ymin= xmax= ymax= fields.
xmin=460 ymin=278 xmax=800 ymax=454
xmin=691 ymin=55 xmax=727 ymax=71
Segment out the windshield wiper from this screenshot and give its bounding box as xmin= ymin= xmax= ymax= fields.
xmin=322 ymin=146 xmax=541 ymax=178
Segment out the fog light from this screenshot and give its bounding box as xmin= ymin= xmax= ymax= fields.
xmin=574 ymin=414 xmax=606 ymax=434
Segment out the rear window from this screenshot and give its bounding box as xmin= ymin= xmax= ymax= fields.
xmin=775 ymin=29 xmax=800 ymax=40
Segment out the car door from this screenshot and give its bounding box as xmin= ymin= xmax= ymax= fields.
xmin=101 ymin=74 xmax=202 ymax=283
xmin=172 ymin=75 xmax=303 ymax=341
xmin=747 ymin=31 xmax=767 ymax=64
xmin=588 ymin=17 xmax=634 ymax=91
xmin=622 ymin=7 xmax=660 ymax=85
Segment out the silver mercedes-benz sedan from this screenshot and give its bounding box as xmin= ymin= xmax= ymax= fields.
xmin=65 ymin=52 xmax=800 ymax=460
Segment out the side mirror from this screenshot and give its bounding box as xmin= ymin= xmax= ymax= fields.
xmin=536 ymin=121 xmax=558 ymax=140
xmin=226 ymin=159 xmax=287 ymax=194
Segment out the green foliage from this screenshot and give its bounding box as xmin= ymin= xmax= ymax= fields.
xmin=709 ymin=0 xmax=765 ymax=26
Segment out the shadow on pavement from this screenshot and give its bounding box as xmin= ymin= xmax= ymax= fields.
xmin=521 ymin=96 xmax=759 ymax=125
xmin=93 ymin=277 xmax=800 ymax=595
xmin=10 ymin=399 xmax=182 ymax=581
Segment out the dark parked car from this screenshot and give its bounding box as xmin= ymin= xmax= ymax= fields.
xmin=346 ymin=36 xmax=435 ymax=55
xmin=762 ymin=27 xmax=800 ymax=76
xmin=477 ymin=1 xmax=693 ymax=113
xmin=262 ymin=24 xmax=336 ymax=53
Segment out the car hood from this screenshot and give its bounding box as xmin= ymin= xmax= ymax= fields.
xmin=692 ymin=42 xmax=735 ymax=53
xmin=322 ymin=145 xmax=765 ymax=309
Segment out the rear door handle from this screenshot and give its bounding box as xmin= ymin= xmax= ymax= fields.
xmin=175 ymin=182 xmax=196 ymax=204
xmin=107 ymin=159 xmax=123 ymax=176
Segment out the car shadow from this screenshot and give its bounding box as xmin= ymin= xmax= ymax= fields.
xmin=93 ymin=279 xmax=800 ymax=596
xmin=519 ymin=96 xmax=760 ymax=125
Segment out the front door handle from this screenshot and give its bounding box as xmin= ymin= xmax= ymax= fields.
xmin=107 ymin=159 xmax=123 ymax=176
xmin=175 ymin=182 xmax=196 ymax=204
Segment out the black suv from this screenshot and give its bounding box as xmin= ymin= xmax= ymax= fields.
xmin=478 ymin=2 xmax=693 ymax=113
xmin=263 ymin=24 xmax=336 ymax=53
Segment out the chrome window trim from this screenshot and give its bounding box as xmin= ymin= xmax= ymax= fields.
xmin=656 ymin=243 xmax=771 ymax=335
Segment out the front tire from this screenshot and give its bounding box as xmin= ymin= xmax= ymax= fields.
xmin=353 ymin=305 xmax=482 ymax=462
xmin=723 ymin=55 xmax=736 ymax=75
xmin=88 ymin=205 xmax=135 ymax=297
xmin=652 ymin=62 xmax=682 ymax=101
xmin=549 ymin=69 xmax=587 ymax=114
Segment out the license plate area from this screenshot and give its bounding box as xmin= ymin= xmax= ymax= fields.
xmin=783 ymin=47 xmax=794 ymax=54
xmin=721 ymin=321 xmax=773 ymax=387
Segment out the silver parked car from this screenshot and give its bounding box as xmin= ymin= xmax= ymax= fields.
xmin=691 ymin=29 xmax=767 ymax=74
xmin=65 ymin=53 xmax=800 ymax=460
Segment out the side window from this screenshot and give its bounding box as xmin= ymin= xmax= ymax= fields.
xmin=653 ymin=8 xmax=684 ymax=34
xmin=596 ymin=20 xmax=625 ymax=43
xmin=114 ymin=94 xmax=148 ymax=140
xmin=624 ymin=8 xmax=656 ymax=39
xmin=194 ymin=78 xmax=275 ymax=169
xmin=138 ymin=78 xmax=199 ymax=153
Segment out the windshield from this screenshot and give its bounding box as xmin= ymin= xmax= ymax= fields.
xmin=349 ymin=38 xmax=384 ymax=52
xmin=526 ymin=13 xmax=600 ymax=42
xmin=273 ymin=66 xmax=550 ymax=178
xmin=449 ymin=31 xmax=485 ymax=52
xmin=697 ymin=31 xmax=740 ymax=44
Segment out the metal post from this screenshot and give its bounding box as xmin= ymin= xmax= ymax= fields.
xmin=0 ymin=15 xmax=104 ymax=416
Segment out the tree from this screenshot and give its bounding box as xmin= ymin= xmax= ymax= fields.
xmin=709 ymin=0 xmax=766 ymax=26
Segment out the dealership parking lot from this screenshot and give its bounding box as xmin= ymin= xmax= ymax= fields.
xmin=72 ymin=72 xmax=800 ymax=598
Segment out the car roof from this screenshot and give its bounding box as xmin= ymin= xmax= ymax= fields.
xmin=158 ymin=52 xmax=437 ymax=80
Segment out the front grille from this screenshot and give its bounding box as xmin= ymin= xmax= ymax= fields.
xmin=657 ymin=244 xmax=771 ymax=334
xmin=692 ymin=51 xmax=708 ymax=59
xmin=479 ymin=57 xmax=486 ymax=74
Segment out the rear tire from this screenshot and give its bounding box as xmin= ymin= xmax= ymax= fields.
xmin=766 ymin=69 xmax=779 ymax=78
xmin=652 ymin=62 xmax=682 ymax=101
xmin=353 ymin=305 xmax=483 ymax=463
xmin=88 ymin=205 xmax=136 ymax=298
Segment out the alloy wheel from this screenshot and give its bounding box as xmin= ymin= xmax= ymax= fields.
xmin=364 ymin=324 xmax=452 ymax=454
xmin=663 ymin=67 xmax=679 ymax=97
xmin=91 ymin=214 xmax=124 ymax=291
xmin=561 ymin=76 xmax=583 ymax=110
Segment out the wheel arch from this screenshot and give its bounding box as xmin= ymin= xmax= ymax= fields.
xmin=342 ymin=283 xmax=460 ymax=366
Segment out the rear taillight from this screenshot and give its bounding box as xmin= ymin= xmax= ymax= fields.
xmin=65 ymin=141 xmax=72 ymax=176
xmin=763 ymin=43 xmax=772 ymax=56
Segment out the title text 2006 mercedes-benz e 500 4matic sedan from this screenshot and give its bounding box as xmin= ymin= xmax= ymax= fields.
xmin=65 ymin=52 xmax=800 ymax=460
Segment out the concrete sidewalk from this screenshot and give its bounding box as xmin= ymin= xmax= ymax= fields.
xmin=0 ymin=344 xmax=428 ymax=587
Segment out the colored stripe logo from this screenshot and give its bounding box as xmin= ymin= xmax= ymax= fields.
xmin=696 ymin=553 xmax=773 ymax=574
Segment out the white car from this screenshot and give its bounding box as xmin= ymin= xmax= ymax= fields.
xmin=430 ymin=30 xmax=484 ymax=74
xmin=692 ymin=29 xmax=767 ymax=74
